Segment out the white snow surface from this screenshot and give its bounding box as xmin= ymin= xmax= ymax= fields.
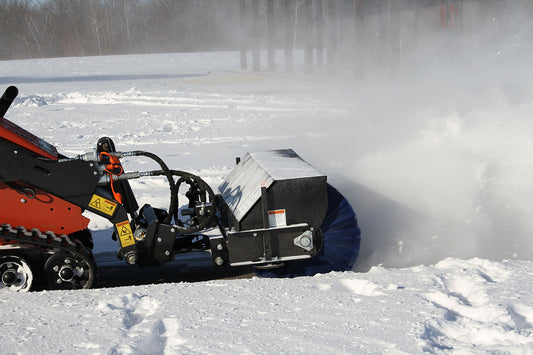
xmin=1 ymin=50 xmax=533 ymax=353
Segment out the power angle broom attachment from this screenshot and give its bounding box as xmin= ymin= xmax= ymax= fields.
xmin=0 ymin=86 xmax=361 ymax=291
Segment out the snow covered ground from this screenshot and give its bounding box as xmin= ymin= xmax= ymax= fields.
xmin=3 ymin=258 xmax=533 ymax=354
xmin=1 ymin=48 xmax=533 ymax=353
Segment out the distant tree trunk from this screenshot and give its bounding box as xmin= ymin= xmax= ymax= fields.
xmin=353 ymin=0 xmax=365 ymax=77
xmin=378 ymin=0 xmax=391 ymax=73
xmin=267 ymin=0 xmax=275 ymax=71
xmin=75 ymin=28 xmax=85 ymax=57
xmin=89 ymin=1 xmax=102 ymax=56
xmin=240 ymin=0 xmax=247 ymax=69
xmin=284 ymin=0 xmax=294 ymax=72
xmin=304 ymin=0 xmax=313 ymax=73
xmin=27 ymin=17 xmax=44 ymax=58
xmin=327 ymin=0 xmax=337 ymax=72
xmin=252 ymin=0 xmax=260 ymax=71
xmin=122 ymin=0 xmax=132 ymax=50
xmin=389 ymin=0 xmax=401 ymax=76
xmin=315 ymin=0 xmax=324 ymax=68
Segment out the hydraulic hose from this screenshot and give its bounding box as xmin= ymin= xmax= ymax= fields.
xmin=122 ymin=151 xmax=216 ymax=233
xmin=129 ymin=151 xmax=178 ymax=224
xmin=169 ymin=169 xmax=216 ymax=233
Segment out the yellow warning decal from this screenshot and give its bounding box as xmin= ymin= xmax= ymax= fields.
xmin=116 ymin=221 xmax=135 ymax=247
xmin=89 ymin=195 xmax=117 ymax=216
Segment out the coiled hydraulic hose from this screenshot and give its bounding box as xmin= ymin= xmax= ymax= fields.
xmin=169 ymin=169 xmax=216 ymax=233
xmin=123 ymin=151 xmax=215 ymax=233
xmin=127 ymin=151 xmax=178 ymax=224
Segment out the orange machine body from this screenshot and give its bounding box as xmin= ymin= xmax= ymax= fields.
xmin=0 ymin=117 xmax=90 ymax=238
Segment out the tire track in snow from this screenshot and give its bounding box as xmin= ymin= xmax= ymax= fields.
xmin=97 ymin=293 xmax=186 ymax=354
xmin=420 ymin=259 xmax=533 ymax=353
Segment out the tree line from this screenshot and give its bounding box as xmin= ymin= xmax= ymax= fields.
xmin=2 ymin=0 xmax=531 ymax=64
xmin=0 ymin=0 xmax=243 ymax=60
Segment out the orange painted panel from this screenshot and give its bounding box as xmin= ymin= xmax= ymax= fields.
xmin=0 ymin=117 xmax=58 ymax=160
xmin=0 ymin=183 xmax=89 ymax=237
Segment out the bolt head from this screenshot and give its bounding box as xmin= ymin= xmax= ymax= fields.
xmin=300 ymin=236 xmax=312 ymax=247
xmin=125 ymin=253 xmax=137 ymax=265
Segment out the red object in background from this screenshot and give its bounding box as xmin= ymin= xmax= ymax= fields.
xmin=441 ymin=3 xmax=457 ymax=30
